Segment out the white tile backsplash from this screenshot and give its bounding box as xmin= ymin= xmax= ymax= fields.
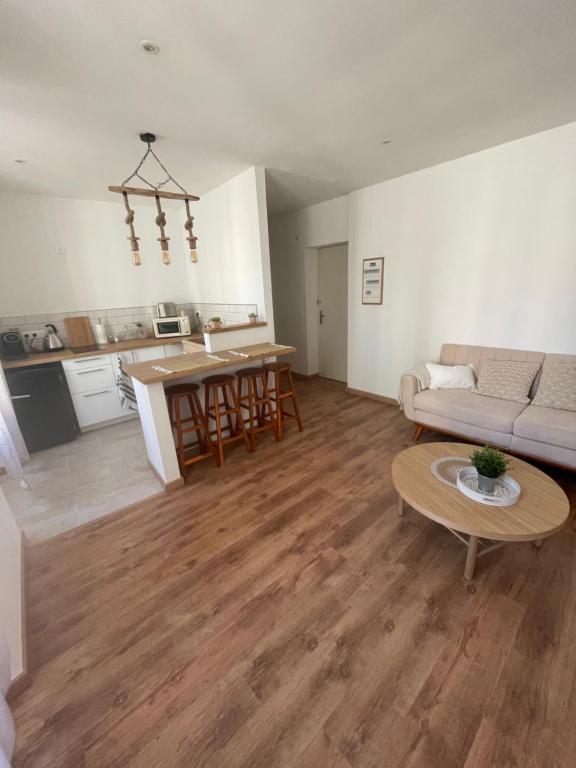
xmin=0 ymin=301 xmax=261 ymax=349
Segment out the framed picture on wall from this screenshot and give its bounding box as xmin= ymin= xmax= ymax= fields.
xmin=362 ymin=257 xmax=384 ymax=304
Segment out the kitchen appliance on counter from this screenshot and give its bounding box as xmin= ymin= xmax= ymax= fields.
xmin=43 ymin=323 xmax=66 ymax=352
xmin=157 ymin=302 xmax=177 ymax=318
xmin=152 ymin=315 xmax=191 ymax=339
xmin=0 ymin=330 xmax=28 ymax=361
xmin=5 ymin=361 xmax=79 ymax=452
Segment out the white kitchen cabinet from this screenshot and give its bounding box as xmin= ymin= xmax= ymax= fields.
xmin=62 ymin=354 xmax=110 ymax=371
xmin=72 ymin=387 xmax=125 ymax=428
xmin=164 ymin=343 xmax=184 ymax=357
xmin=65 ymin=364 xmax=116 ymax=394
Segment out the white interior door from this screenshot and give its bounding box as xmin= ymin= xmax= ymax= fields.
xmin=317 ymin=243 xmax=348 ymax=382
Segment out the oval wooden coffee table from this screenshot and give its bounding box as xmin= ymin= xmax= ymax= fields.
xmin=392 ymin=442 xmax=570 ymax=579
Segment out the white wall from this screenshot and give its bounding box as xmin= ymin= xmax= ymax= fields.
xmin=0 ymin=166 xmax=274 ymax=328
xmin=269 ymin=121 xmax=576 ymax=395
xmin=269 ymin=196 xmax=348 ymax=372
xmin=0 ymin=192 xmax=190 ymax=315
xmin=0 ymin=486 xmax=24 ymax=681
xmin=184 ymin=167 xmax=274 ymax=330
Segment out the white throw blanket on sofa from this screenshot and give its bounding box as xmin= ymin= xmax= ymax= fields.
xmin=398 ymin=365 xmax=429 ymax=410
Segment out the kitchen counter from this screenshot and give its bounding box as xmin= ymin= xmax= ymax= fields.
xmin=126 ymin=340 xmax=296 ymax=490
xmin=124 ymin=342 xmax=295 ymax=385
xmin=2 ymin=335 xmax=204 ymax=370
xmin=204 ymin=321 xmax=267 ymax=334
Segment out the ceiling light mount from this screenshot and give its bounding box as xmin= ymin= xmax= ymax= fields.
xmin=139 ymin=40 xmax=160 ymax=55
xmin=139 ymin=132 xmax=156 ymax=144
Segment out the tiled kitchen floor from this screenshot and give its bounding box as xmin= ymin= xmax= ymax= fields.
xmin=0 ymin=419 xmax=164 ymax=542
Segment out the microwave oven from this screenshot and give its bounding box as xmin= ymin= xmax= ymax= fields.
xmin=152 ymin=315 xmax=191 ymax=338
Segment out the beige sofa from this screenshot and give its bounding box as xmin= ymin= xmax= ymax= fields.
xmin=400 ymin=343 xmax=576 ymax=469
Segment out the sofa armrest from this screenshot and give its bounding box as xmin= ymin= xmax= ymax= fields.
xmin=399 ymin=365 xmax=430 ymax=419
xmin=400 ymin=374 xmax=419 ymax=420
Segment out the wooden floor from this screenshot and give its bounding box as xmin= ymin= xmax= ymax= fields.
xmin=12 ymin=378 xmax=576 ymax=768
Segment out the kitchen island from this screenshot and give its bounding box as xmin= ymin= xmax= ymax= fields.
xmin=124 ymin=342 xmax=296 ymax=488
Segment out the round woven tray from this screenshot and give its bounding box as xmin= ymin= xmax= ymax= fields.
xmin=430 ymin=456 xmax=471 ymax=488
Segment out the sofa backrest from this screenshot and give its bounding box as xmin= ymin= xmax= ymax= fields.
xmin=439 ymin=345 xmax=575 ymax=398
xmin=439 ymin=343 xmax=545 ymax=374
xmin=544 ymin=352 xmax=576 ymax=365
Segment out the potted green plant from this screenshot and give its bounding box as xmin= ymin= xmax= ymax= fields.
xmin=208 ymin=316 xmax=222 ymax=329
xmin=470 ymin=445 xmax=510 ymax=493
xmin=248 ymin=312 xmax=258 ymax=324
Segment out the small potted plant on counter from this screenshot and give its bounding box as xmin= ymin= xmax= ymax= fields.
xmin=208 ymin=316 xmax=222 ymax=329
xmin=470 ymin=445 xmax=510 ymax=493
xmin=248 ymin=312 xmax=258 ymax=324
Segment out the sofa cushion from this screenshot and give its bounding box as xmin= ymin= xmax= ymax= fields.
xmin=513 ymin=405 xmax=576 ymax=451
xmin=413 ymin=389 xmax=527 ymax=434
xmin=425 ymin=362 xmax=476 ymax=390
xmin=532 ymin=360 xmax=576 ymax=412
xmin=476 ymin=360 xmax=540 ymax=404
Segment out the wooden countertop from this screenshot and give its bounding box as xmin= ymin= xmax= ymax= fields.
xmin=2 ymin=335 xmax=204 ymax=370
xmin=124 ymin=342 xmax=296 ymax=385
xmin=204 ymin=321 xmax=267 ymax=334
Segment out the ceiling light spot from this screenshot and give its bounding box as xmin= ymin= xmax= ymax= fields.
xmin=139 ymin=40 xmax=160 ymax=55
xmin=381 ymin=140 xmax=391 ymax=145
xmin=14 ymin=159 xmax=26 ymax=164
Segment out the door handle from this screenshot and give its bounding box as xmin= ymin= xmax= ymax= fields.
xmin=76 ymin=368 xmax=107 ymax=374
xmin=11 ymin=394 xmax=31 ymax=400
xmin=319 ymin=310 xmax=326 ymax=325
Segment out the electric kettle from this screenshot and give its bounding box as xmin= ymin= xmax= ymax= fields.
xmin=44 ymin=324 xmax=66 ymax=351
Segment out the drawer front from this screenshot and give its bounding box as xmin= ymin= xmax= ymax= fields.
xmin=62 ymin=354 xmax=110 ymax=371
xmin=65 ymin=364 xmax=115 ymax=394
xmin=72 ymin=387 xmax=124 ymax=427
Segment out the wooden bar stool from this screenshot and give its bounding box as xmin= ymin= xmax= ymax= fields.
xmin=236 ymin=367 xmax=279 ymax=450
xmin=265 ymin=361 xmax=303 ymax=440
xmin=165 ymin=383 xmax=218 ymax=474
xmin=202 ymin=374 xmax=252 ymax=465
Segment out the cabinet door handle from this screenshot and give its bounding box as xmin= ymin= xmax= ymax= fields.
xmin=83 ymin=390 xmax=110 ymax=398
xmin=11 ymin=394 xmax=31 ymax=400
xmin=73 ymin=357 xmax=103 ymax=364
xmin=76 ymin=368 xmax=106 ymax=374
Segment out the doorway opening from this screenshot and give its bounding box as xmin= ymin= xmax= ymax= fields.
xmin=313 ymin=243 xmax=348 ymax=383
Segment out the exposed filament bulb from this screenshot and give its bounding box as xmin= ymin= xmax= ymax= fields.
xmin=190 ymin=249 xmax=198 ymax=264
xmin=132 ymin=250 xmax=142 ymax=266
xmin=162 ymin=250 xmax=171 ymax=265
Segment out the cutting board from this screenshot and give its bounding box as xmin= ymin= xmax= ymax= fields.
xmin=64 ymin=316 xmax=97 ymax=350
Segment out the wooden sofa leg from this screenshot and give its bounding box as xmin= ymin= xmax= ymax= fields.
xmin=412 ymin=424 xmax=425 ymax=442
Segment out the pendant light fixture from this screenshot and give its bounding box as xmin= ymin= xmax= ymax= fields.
xmin=109 ymin=133 xmax=199 ymax=266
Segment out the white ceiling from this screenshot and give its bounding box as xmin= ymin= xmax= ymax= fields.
xmin=2 ymin=0 xmax=576 ymax=214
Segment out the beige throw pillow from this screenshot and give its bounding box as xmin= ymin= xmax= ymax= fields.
xmin=476 ymin=360 xmax=540 ymax=404
xmin=532 ymin=361 xmax=576 ymax=412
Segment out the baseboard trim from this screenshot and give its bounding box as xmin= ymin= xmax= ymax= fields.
xmin=345 ymin=387 xmax=398 ymax=406
xmin=292 ymin=372 xmax=320 ymax=380
xmin=7 ymin=532 xmax=29 ymax=703
xmin=147 ymin=461 xmax=185 ymax=490
xmin=7 ymin=670 xmax=31 ymax=703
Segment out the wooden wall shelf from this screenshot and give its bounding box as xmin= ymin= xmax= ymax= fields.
xmin=204 ymin=321 xmax=267 ymax=335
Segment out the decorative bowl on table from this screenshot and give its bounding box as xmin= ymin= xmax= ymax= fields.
xmin=456 ymin=467 xmax=521 ymax=507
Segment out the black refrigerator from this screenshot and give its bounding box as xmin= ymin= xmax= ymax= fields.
xmin=5 ymin=361 xmax=80 ymax=453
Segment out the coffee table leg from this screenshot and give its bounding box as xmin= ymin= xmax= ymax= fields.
xmin=398 ymin=496 xmax=406 ymax=517
xmin=464 ymin=535 xmax=479 ymax=580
